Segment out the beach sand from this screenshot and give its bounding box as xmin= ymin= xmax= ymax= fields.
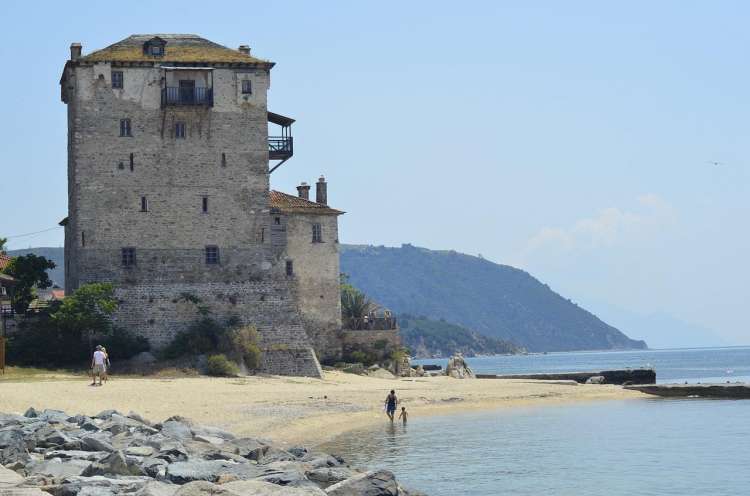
xmin=0 ymin=371 xmax=644 ymax=446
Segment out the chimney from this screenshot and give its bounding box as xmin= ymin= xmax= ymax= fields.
xmin=70 ymin=43 xmax=82 ymax=61
xmin=238 ymin=45 xmax=251 ymax=55
xmin=316 ymin=176 xmax=327 ymax=205
xmin=296 ymin=182 xmax=310 ymax=200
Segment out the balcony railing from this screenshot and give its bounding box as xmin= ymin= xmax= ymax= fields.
xmin=268 ymin=136 xmax=293 ymax=160
xmin=345 ymin=317 xmax=398 ymax=331
xmin=161 ymin=87 xmax=213 ymax=107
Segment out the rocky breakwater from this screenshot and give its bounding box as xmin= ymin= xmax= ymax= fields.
xmin=0 ymin=408 xmax=423 ymax=496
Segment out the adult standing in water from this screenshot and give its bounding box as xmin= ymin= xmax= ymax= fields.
xmin=384 ymin=389 xmax=398 ymax=421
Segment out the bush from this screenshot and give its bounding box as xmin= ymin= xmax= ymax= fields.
xmin=346 ymin=349 xmax=378 ymax=366
xmin=220 ymin=325 xmax=262 ymax=371
xmin=162 ymin=318 xmax=225 ymax=359
xmin=99 ymin=328 xmax=150 ymax=361
xmin=206 ymin=354 xmax=240 ymax=377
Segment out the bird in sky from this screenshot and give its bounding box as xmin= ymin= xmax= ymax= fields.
xmin=707 ymin=161 xmax=723 ymax=167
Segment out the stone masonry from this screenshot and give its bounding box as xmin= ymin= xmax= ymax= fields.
xmin=60 ymin=34 xmax=333 ymax=377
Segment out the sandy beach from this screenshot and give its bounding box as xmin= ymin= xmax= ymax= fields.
xmin=0 ymin=371 xmax=644 ymax=446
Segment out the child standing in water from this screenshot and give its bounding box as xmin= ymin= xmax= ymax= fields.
xmin=398 ymin=406 xmax=408 ymax=424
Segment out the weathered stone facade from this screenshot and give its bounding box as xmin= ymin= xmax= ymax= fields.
xmin=60 ymin=34 xmax=335 ymax=377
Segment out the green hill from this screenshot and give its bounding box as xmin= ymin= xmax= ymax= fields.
xmin=341 ymin=244 xmax=647 ymax=352
xmin=7 ymin=247 xmax=65 ymax=287
xmin=399 ymin=315 xmax=524 ymax=358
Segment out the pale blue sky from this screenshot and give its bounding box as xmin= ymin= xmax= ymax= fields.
xmin=1 ymin=1 xmax=748 ymax=346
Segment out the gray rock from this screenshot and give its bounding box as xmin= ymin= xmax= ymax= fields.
xmin=81 ymin=435 xmax=115 ymax=453
xmin=306 ymin=467 xmax=357 ymax=488
xmin=95 ymin=410 xmax=122 ymax=420
xmin=140 ymin=457 xmax=169 ymax=479
xmin=134 ymin=481 xmax=180 ymax=496
xmin=44 ymin=450 xmax=108 ymax=462
xmin=38 ymin=409 xmax=70 ymax=424
xmin=232 ymin=438 xmax=269 ymax=461
xmin=1 ymin=443 xmax=30 ymax=466
xmin=26 ymin=458 xmax=92 ymax=478
xmin=23 ymin=408 xmax=39 ymax=418
xmin=172 ymin=481 xmax=236 ymax=496
xmin=585 ymin=375 xmax=606 ymax=384
xmin=224 ymin=480 xmax=327 ymax=495
xmin=126 ymin=446 xmax=155 ymax=457
xmin=325 ymin=470 xmax=399 ymax=496
xmin=191 ymin=425 xmax=235 ymax=441
xmin=165 ymin=460 xmax=237 ymax=484
xmin=0 ymin=465 xmax=23 ymax=488
xmin=57 ymin=475 xmax=153 ymax=496
xmin=161 ymin=421 xmax=193 ymax=441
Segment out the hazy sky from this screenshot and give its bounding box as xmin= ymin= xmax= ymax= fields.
xmin=1 ymin=1 xmax=748 ymax=345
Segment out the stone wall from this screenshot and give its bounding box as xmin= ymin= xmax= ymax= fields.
xmin=284 ymin=213 xmax=342 ymax=361
xmin=340 ymin=328 xmax=401 ymax=362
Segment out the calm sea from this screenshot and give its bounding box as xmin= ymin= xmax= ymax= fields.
xmin=321 ymin=347 xmax=750 ymax=496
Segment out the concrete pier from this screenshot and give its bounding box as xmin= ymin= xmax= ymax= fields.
xmin=477 ymin=368 xmax=656 ymax=385
xmin=625 ymin=383 xmax=750 ymax=399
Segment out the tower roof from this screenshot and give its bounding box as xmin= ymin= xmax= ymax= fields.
xmin=270 ymin=191 xmax=344 ymax=215
xmin=78 ymin=34 xmax=272 ymax=66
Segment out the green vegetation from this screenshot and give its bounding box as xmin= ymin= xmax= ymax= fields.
xmin=163 ymin=319 xmax=262 ymax=373
xmin=0 ymin=237 xmax=7 ymax=253
xmin=340 ymin=273 xmax=375 ymax=321
xmin=1 ymin=254 xmax=56 ymax=313
xmin=341 ymin=244 xmax=647 ymax=352
xmin=205 ymin=354 xmax=240 ymax=377
xmin=6 ymin=283 xmax=148 ymax=367
xmin=399 ymin=314 xmax=523 ymax=358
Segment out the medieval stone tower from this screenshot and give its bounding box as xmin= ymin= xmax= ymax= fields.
xmin=59 ymin=34 xmax=336 ymax=377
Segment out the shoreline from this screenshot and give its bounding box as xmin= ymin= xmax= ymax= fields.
xmin=0 ymin=371 xmax=645 ymax=446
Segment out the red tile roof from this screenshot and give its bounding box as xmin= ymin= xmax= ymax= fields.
xmin=270 ymin=190 xmax=344 ymax=215
xmin=0 ymin=254 xmax=11 ymax=271
xmin=51 ymin=289 xmax=66 ymax=300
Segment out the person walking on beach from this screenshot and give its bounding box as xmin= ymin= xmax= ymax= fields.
xmin=384 ymin=389 xmax=398 ymax=421
xmin=101 ymin=346 xmax=111 ymax=383
xmin=91 ymin=345 xmax=106 ymax=387
xmin=398 ymin=406 xmax=408 ymax=424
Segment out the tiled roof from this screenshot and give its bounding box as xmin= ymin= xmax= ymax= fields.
xmin=270 ymin=191 xmax=343 ymax=215
xmin=0 ymin=253 xmax=11 ymax=271
xmin=79 ymin=34 xmax=272 ymax=65
xmin=51 ymin=289 xmax=66 ymax=300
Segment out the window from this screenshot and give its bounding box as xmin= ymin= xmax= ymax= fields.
xmin=202 ymin=196 xmax=208 ymax=213
xmin=121 ymin=247 xmax=136 ymax=267
xmin=150 ymin=45 xmax=164 ymax=56
xmin=119 ymin=119 xmax=131 ymax=137
xmin=312 ymin=223 xmax=322 ymax=243
xmin=260 ymin=228 xmax=265 ymax=243
xmin=81 ymin=231 xmax=85 ymax=247
xmin=111 ymin=71 xmax=123 ymax=89
xmin=274 ymin=216 xmax=281 ymax=225
xmin=1 ymin=287 xmax=6 ymax=296
xmin=286 ymin=260 xmax=294 ymax=276
xmin=140 ymin=196 xmax=148 ymax=212
xmin=129 ymin=153 xmax=134 ymax=171
xmin=221 ymin=153 xmax=227 ymax=167
xmin=205 ymin=245 xmax=219 ymax=265
xmin=241 ymin=79 xmax=252 ymax=94
xmin=175 ymin=122 xmax=186 ymax=139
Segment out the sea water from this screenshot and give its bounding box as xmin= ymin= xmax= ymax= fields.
xmin=321 ymin=347 xmax=750 ymax=495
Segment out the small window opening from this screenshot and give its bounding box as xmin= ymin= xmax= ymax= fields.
xmin=202 ymin=196 xmax=208 ymax=213
xmin=81 ymin=231 xmax=85 ymax=247
xmin=205 ymin=245 xmax=219 ymax=265
xmin=286 ymin=260 xmax=294 ymax=276
xmin=312 ymin=223 xmax=322 ymax=243
xmin=150 ymin=45 xmax=164 ymax=56
xmin=221 ymin=153 xmax=226 ymax=167
xmin=129 ymin=153 xmax=134 ymax=171
xmin=175 ymin=121 xmax=186 ymax=139
xmin=111 ymin=71 xmax=123 ymax=89
xmin=140 ymin=196 xmax=148 ymax=212
xmin=274 ymin=216 xmax=281 ymax=225
xmin=118 ymin=162 xmax=124 ymax=170
xmin=121 ymin=247 xmax=136 ymax=267
xmin=241 ymin=79 xmax=252 ymax=94
xmin=261 ymin=228 xmax=265 ymax=243
xmin=119 ymin=119 xmax=132 ymax=137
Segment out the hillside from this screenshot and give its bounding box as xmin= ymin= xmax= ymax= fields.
xmin=341 ymin=244 xmax=647 ymax=352
xmin=399 ymin=314 xmax=524 ymax=358
xmin=7 ymin=247 xmax=65 ymax=287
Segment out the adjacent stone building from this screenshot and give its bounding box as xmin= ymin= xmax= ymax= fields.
xmin=59 ymin=34 xmax=345 ymax=376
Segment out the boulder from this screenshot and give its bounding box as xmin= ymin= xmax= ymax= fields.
xmin=0 ymin=465 xmax=23 ymax=488
xmin=224 ymin=480 xmax=327 ymax=495
xmin=325 ymin=469 xmax=399 ymax=496
xmin=126 ymin=446 xmax=156 ymax=457
xmin=23 ymin=408 xmax=39 ymax=419
xmin=172 ymin=481 xmax=236 ymax=496
xmin=306 ymin=467 xmax=357 ymax=488
xmin=81 ymin=435 xmax=115 ymax=453
xmin=585 ymin=375 xmax=606 ymax=384
xmin=445 ymin=354 xmax=475 ymax=379
xmin=26 ymin=458 xmax=92 ymax=478
xmin=134 ymin=481 xmax=180 ymax=496
xmin=161 ymin=421 xmax=193 ymax=441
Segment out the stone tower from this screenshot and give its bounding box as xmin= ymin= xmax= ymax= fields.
xmin=60 ymin=34 xmax=322 ymax=377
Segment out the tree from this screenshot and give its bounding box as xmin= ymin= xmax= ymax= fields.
xmin=52 ymin=283 xmax=118 ymax=341
xmin=340 ymin=273 xmax=375 ymax=321
xmin=0 ymin=237 xmax=7 ymax=253
xmin=2 ymin=254 xmax=56 ymax=313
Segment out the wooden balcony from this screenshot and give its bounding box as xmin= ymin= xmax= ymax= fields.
xmin=161 ymin=87 xmax=213 ymax=107
xmin=268 ymin=136 xmax=293 ymax=160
